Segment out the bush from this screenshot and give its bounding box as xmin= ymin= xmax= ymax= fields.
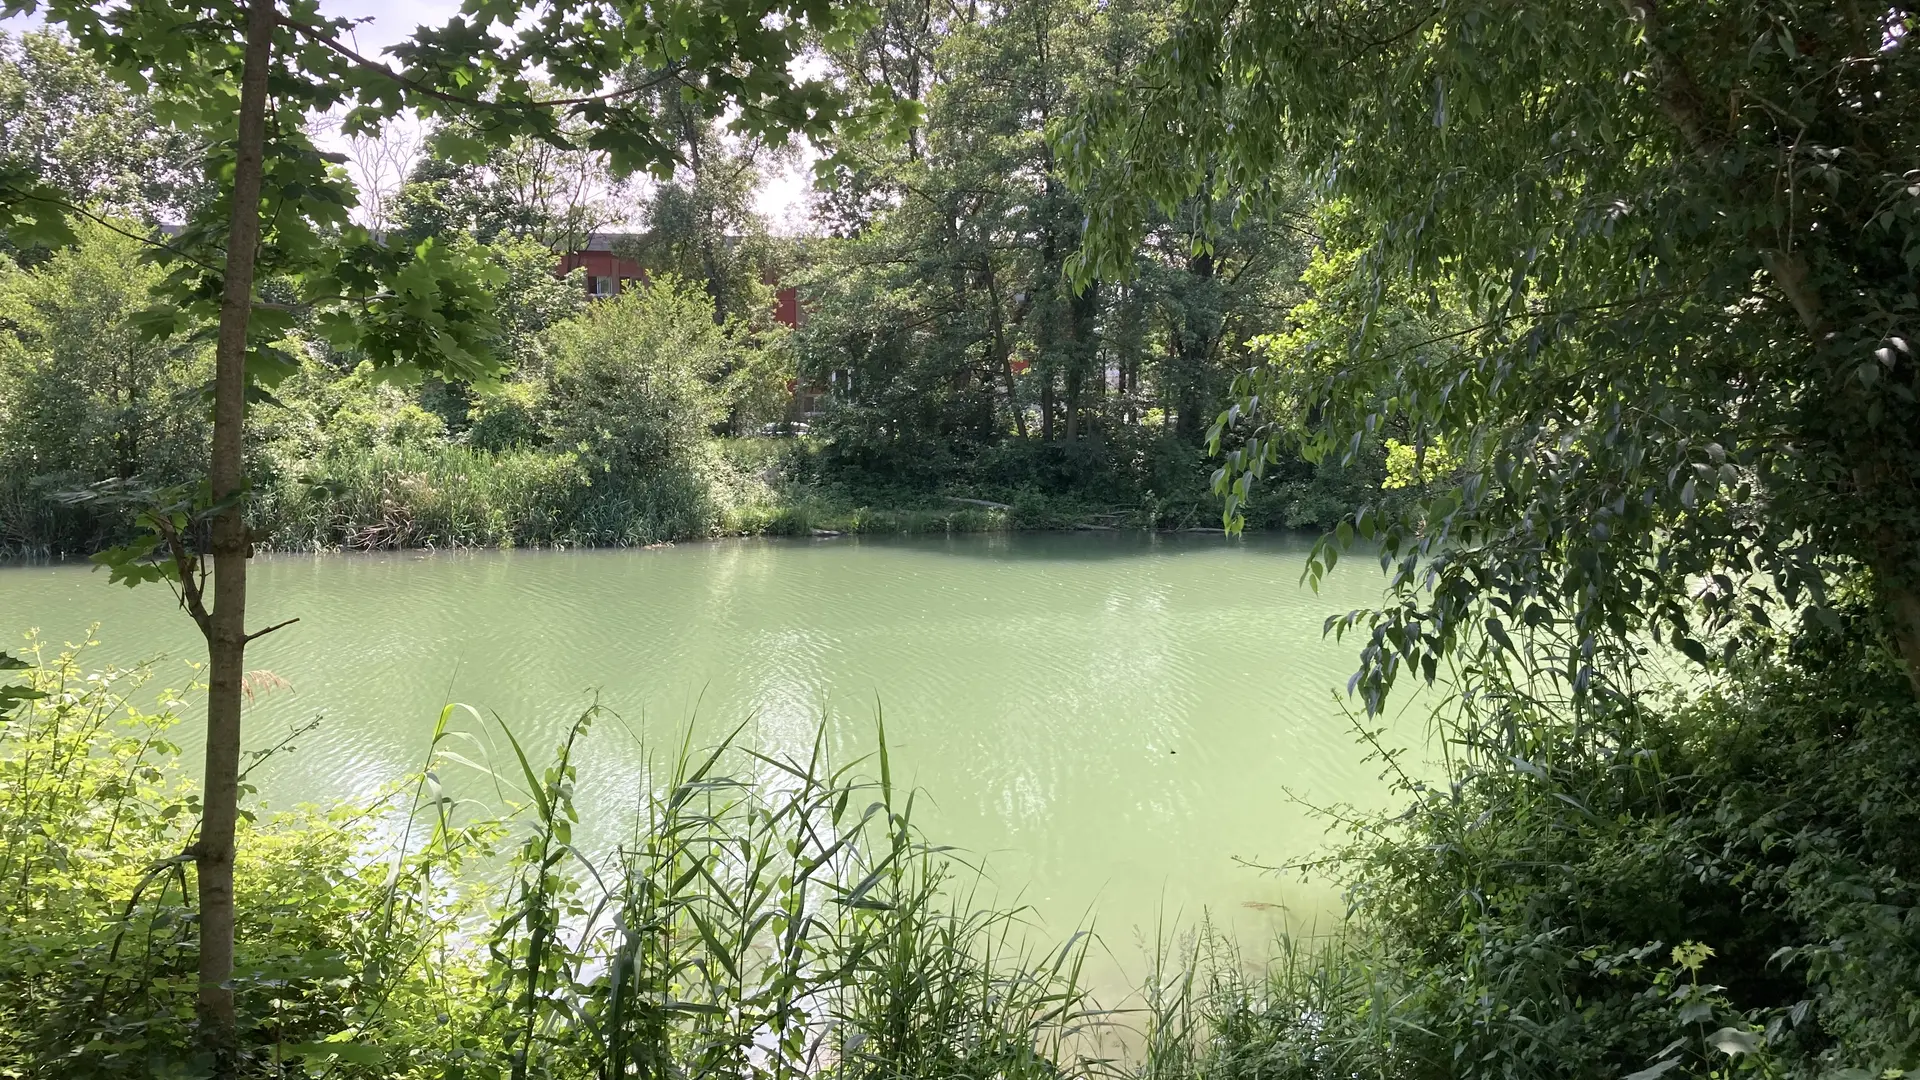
xmin=542 ymin=275 xmax=731 ymax=480
xmin=1175 ymin=603 xmax=1920 ymax=1080
xmin=0 ymin=634 xmax=475 ymax=1077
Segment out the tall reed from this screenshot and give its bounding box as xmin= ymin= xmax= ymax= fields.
xmin=461 ymin=708 xmax=1099 ymax=1080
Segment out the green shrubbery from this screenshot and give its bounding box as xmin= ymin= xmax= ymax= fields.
xmin=243 ymin=276 xmax=753 ymax=551
xmin=0 ymin=637 xmax=1096 ymax=1079
xmin=0 ymin=223 xmax=810 ymax=554
xmin=0 ymin=221 xmax=210 ymax=553
xmin=1178 ymin=604 xmax=1920 ymax=1080
xmin=1 ymin=223 xmax=1329 ymax=557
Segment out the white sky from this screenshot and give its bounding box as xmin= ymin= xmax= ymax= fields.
xmin=4 ymin=0 xmax=819 ymax=234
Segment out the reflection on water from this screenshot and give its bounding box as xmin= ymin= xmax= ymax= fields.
xmin=0 ymin=532 xmax=1420 ymax=962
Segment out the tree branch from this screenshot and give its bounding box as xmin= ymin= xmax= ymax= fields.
xmin=153 ymin=516 xmax=213 ymax=639
xmin=243 ymin=618 xmax=300 ymax=644
xmin=280 ymin=17 xmax=685 ymax=115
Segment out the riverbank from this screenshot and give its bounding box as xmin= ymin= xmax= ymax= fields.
xmin=233 ymin=434 xmax=1335 ymax=553
xmin=6 ymin=595 xmax=1918 ymax=1077
xmin=2 ymin=428 xmax=1374 ymax=558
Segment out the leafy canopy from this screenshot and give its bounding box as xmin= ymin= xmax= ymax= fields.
xmin=3 ymin=0 xmax=893 ymax=387
xmin=1062 ymin=0 xmax=1920 ymax=708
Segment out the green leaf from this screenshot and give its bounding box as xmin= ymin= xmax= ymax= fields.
xmin=90 ymin=536 xmax=176 ymax=587
xmin=0 ymin=685 xmax=48 ymax=711
xmin=1676 ymin=637 xmax=1710 ymax=666
xmin=129 ymin=304 xmax=189 ymax=340
xmin=1707 ymin=1027 xmax=1759 ymax=1055
xmin=1485 ymin=617 xmax=1516 ymax=656
xmin=286 ymin=1041 xmax=382 ymax=1065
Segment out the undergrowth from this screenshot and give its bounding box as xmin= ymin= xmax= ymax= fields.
xmin=1185 ymin=605 xmax=1920 ymax=1080
xmin=0 ymin=635 xmax=1097 ymax=1079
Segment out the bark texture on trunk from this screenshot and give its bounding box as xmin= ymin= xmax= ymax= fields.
xmin=198 ymin=0 xmax=275 ymax=1065
xmin=1626 ymin=0 xmax=1920 ymax=697
xmin=1888 ymin=579 xmax=1920 ymax=700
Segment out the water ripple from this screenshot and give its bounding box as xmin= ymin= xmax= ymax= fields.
xmin=0 ymin=533 xmax=1424 ymax=944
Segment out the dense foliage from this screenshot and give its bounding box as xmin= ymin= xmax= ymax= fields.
xmin=0 ymin=19 xmax=1376 ymax=554
xmin=0 ymin=29 xmax=203 ymax=229
xmin=1051 ymin=3 xmax=1920 ymax=1077
xmin=8 ymin=0 xmax=1920 ymax=1075
xmin=1183 ymin=604 xmax=1920 ymax=1080
xmin=0 ymin=220 xmax=778 ymax=552
xmin=793 ymin=0 xmax=1361 ymax=525
xmin=1065 ymin=0 xmax=1920 ymax=705
xmin=0 ymin=221 xmax=209 ymax=550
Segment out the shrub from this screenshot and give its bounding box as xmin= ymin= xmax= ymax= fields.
xmin=0 ymin=221 xmax=211 ymax=554
xmin=542 ymin=276 xmax=731 ymax=481
xmin=1173 ymin=603 xmax=1920 ymax=1080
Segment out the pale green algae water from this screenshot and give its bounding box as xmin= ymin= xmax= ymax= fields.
xmin=1 ymin=531 xmax=1423 ymax=978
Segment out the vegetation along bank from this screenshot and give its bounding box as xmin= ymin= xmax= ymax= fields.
xmin=0 ymin=24 xmax=1374 ymax=557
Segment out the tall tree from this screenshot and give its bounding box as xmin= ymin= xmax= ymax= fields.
xmin=0 ymin=28 xmax=204 ymax=232
xmin=800 ymin=0 xmax=1305 ymax=489
xmin=391 ymin=107 xmax=631 ymax=252
xmin=2 ymin=0 xmax=884 ymax=1066
xmin=0 ymin=219 xmax=210 ymax=539
xmin=1064 ymin=0 xmax=1920 ymax=703
xmin=623 ymin=83 xmax=783 ymax=328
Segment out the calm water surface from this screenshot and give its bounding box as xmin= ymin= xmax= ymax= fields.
xmin=1 ymin=532 xmax=1418 ymax=967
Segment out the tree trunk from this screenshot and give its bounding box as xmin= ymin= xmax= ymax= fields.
xmin=118 ymin=342 xmax=139 ymax=481
xmin=1064 ymin=372 xmax=1079 ymax=441
xmin=199 ymin=0 xmax=274 ymax=1064
xmin=986 ymin=270 xmax=1025 ymax=438
xmin=1174 ymin=251 xmax=1217 ymax=439
xmin=1888 ymin=577 xmax=1920 ymax=700
xmin=1065 ymin=279 xmax=1097 ymax=443
xmin=1869 ymin=517 xmax=1920 ymax=699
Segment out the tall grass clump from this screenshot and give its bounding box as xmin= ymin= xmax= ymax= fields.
xmin=0 ymin=637 xmax=1098 ymax=1078
xmin=252 ymin=442 xmax=723 ymax=550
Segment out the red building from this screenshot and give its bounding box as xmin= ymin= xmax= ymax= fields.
xmin=556 ymin=234 xmax=802 ymax=329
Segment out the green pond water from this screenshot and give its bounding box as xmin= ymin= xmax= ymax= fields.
xmin=1 ymin=532 xmax=1420 ymax=974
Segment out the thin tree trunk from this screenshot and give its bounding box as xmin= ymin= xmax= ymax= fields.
xmin=1066 ymin=279 xmax=1097 ymax=442
xmin=198 ymin=0 xmax=274 ymax=1063
xmin=986 ymin=269 xmax=1025 ymax=438
xmin=1888 ymin=577 xmax=1920 ymax=699
xmin=1064 ymin=367 xmax=1080 ymax=442
xmin=1174 ymin=250 xmax=1217 ymax=439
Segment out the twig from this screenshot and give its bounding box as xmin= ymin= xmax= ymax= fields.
xmin=152 ymin=516 xmax=212 ymax=638
xmin=239 ymin=716 xmax=323 ymax=783
xmin=244 ymin=617 xmax=300 ymax=644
